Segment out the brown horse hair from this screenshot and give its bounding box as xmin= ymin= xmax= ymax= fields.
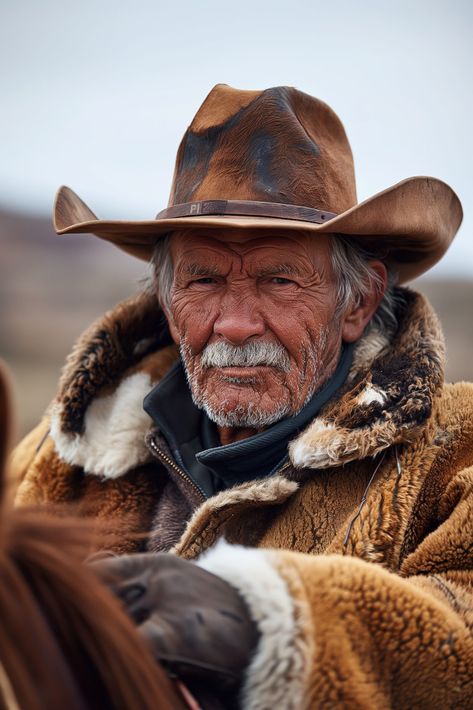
xmin=0 ymin=361 xmax=186 ymax=710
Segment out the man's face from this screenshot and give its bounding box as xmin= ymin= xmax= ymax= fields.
xmin=166 ymin=229 xmax=344 ymax=428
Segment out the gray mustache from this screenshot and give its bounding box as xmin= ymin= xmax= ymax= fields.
xmin=201 ymin=341 xmax=291 ymax=372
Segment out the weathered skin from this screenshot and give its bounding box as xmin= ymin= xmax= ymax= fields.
xmin=167 ymin=229 xmax=386 ymax=444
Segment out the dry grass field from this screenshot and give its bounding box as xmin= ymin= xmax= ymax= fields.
xmin=1 ymin=208 xmax=472 ymax=442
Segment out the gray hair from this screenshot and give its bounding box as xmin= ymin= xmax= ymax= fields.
xmin=151 ymin=233 xmax=399 ymax=334
xmin=330 ymin=236 xmax=399 ymax=334
xmin=151 ymin=233 xmax=174 ymax=313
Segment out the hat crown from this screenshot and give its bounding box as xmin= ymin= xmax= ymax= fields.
xmin=169 ymin=84 xmax=357 ymax=214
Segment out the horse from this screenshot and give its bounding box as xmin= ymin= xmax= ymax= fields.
xmin=0 ymin=361 xmax=191 ymax=710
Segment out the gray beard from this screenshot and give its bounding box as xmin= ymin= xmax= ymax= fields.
xmin=193 ymin=396 xmax=292 ymax=428
xmin=180 ymin=332 xmax=328 ymax=428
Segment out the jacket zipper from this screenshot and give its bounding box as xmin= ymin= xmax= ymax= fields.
xmin=148 ymin=436 xmax=206 ymax=502
xmin=149 ymin=437 xmax=293 ymax=505
xmin=277 ymin=460 xmax=292 ymax=476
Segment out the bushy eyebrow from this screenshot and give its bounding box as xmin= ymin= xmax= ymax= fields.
xmin=183 ymin=263 xmax=222 ymax=277
xmin=181 ymin=262 xmax=305 ymax=278
xmin=254 ymin=263 xmax=305 ymax=277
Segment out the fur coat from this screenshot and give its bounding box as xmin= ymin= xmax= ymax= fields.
xmin=11 ymin=287 xmax=473 ymax=708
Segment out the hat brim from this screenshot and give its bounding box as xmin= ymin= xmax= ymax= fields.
xmin=53 ymin=176 xmax=462 ymax=283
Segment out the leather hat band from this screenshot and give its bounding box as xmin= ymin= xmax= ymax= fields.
xmin=156 ymin=199 xmax=337 ymax=224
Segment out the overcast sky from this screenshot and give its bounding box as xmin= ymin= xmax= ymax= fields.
xmin=1 ymin=0 xmax=472 ymax=277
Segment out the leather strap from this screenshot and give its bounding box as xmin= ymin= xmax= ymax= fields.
xmin=156 ymin=199 xmax=337 ymax=224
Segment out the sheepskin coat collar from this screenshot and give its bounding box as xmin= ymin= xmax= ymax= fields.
xmin=14 ymin=286 xmax=447 ymax=555
xmin=51 ymin=286 xmax=442 ymax=471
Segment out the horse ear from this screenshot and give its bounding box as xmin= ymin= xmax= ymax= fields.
xmin=53 ymin=186 xmax=98 ymax=232
xmin=0 ymin=360 xmax=14 ymax=504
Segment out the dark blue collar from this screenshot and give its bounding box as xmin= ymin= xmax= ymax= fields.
xmin=144 ymin=344 xmax=353 ymax=498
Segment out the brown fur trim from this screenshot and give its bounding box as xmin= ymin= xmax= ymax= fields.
xmin=272 ymin=551 xmax=473 ymax=707
xmin=290 ymin=289 xmax=445 ymax=469
xmin=57 ymin=290 xmax=172 ymax=435
xmin=15 ymin=434 xmax=167 ymax=555
xmin=14 ymin=437 xmax=83 ymax=506
xmin=172 ymin=476 xmax=299 ymax=559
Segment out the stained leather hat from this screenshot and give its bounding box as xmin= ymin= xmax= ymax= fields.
xmin=54 ymin=84 xmax=462 ymax=282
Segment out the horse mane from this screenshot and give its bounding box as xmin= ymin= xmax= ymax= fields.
xmin=0 ymin=362 xmax=185 ymax=710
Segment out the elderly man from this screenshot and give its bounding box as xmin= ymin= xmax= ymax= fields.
xmin=13 ymin=85 xmax=473 ymax=708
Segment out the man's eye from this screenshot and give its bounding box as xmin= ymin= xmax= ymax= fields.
xmin=271 ymin=277 xmax=295 ymax=285
xmin=192 ymin=277 xmax=217 ymax=285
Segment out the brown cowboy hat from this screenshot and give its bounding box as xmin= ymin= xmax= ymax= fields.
xmin=53 ymin=84 xmax=462 ymax=282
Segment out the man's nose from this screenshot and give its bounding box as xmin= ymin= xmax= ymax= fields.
xmin=213 ymin=299 xmax=265 ymax=345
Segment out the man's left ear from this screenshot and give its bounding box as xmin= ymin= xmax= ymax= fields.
xmin=341 ymin=261 xmax=388 ymax=343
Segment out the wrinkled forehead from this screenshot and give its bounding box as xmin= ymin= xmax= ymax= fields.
xmin=169 ymin=228 xmax=334 ymax=267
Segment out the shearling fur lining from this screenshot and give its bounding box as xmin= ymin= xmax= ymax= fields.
xmin=289 ymin=289 xmax=445 ymax=469
xmin=49 ymin=287 xmax=445 ymax=478
xmin=50 ymin=372 xmax=155 ymax=478
xmin=197 ymin=540 xmax=309 ymax=710
xmin=56 ymin=290 xmax=171 ymax=435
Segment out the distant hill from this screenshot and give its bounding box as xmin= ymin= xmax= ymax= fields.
xmin=1 ymin=207 xmax=145 ymax=437
xmin=1 ymin=207 xmax=472 ymax=439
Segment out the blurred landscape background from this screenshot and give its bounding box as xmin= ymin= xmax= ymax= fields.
xmin=1 ymin=207 xmax=472 ymax=441
xmin=1 ymin=209 xmax=144 ymax=440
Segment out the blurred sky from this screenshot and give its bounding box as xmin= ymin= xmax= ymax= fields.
xmin=1 ymin=0 xmax=472 ymax=277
